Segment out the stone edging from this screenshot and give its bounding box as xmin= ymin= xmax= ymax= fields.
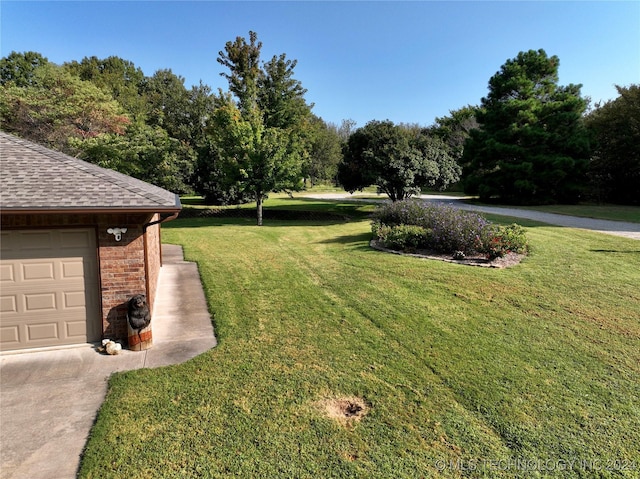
xmin=369 ymin=240 xmax=523 ymax=269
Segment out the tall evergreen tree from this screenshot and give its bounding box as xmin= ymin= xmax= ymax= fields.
xmin=462 ymin=49 xmax=590 ymax=204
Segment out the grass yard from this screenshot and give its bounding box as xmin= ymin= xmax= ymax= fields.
xmin=79 ymin=200 xmax=640 ymax=478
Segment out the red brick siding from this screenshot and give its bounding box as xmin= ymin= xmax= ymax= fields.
xmin=144 ymin=214 xmax=162 ymax=315
xmin=1 ymin=212 xmax=158 ymax=341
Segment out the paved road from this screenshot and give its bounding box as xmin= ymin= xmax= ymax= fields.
xmin=305 ymin=193 xmax=640 ymax=240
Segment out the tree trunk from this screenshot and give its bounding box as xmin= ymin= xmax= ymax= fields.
xmin=256 ymin=193 xmax=263 ymax=226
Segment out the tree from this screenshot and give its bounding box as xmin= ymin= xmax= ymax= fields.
xmin=0 ymin=51 xmax=49 ymax=87
xmin=462 ymin=49 xmax=590 ymax=204
xmin=0 ymin=61 xmax=129 ymax=152
xmin=304 ymin=116 xmax=344 ymax=186
xmin=209 ymin=95 xmax=303 ymax=224
xmin=144 ymin=69 xmax=191 ymax=140
xmin=338 ymin=120 xmax=460 ymax=201
xmin=69 ymin=122 xmax=195 ymax=193
xmin=258 ymin=54 xmax=312 ymax=129
xmin=217 ymin=31 xmax=262 ymax=116
xmin=202 ymin=31 xmax=309 ymax=225
xmin=63 ymin=56 xmax=147 ymax=119
xmin=428 ymin=105 xmax=479 ymax=163
xmin=585 ymin=84 xmax=640 ymax=204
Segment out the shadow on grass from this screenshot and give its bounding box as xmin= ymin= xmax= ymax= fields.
xmin=163 ymin=217 xmax=242 ymax=229
xmin=163 ymin=215 xmax=362 ymax=229
xmin=590 ymin=249 xmax=640 ymax=254
xmin=317 ymin=232 xmax=372 ymax=246
xmin=166 ymin=205 xmax=370 ymax=228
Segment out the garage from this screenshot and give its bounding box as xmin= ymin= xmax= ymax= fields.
xmin=1 ymin=131 xmax=181 ymax=352
xmin=0 ymin=228 xmax=101 ymax=351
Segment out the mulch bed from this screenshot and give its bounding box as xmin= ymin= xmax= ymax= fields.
xmin=370 ymin=239 xmax=525 ymax=268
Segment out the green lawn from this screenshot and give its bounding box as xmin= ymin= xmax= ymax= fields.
xmin=80 ymin=202 xmax=640 ymax=478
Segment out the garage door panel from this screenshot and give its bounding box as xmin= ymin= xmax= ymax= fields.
xmin=28 ymin=322 xmax=59 ymax=341
xmin=24 ymin=293 xmax=57 ymax=312
xmin=1 ymin=264 xmax=14 ymax=282
xmin=66 ymin=321 xmax=87 ymax=338
xmin=64 ymin=291 xmax=86 ymax=308
xmin=22 ymin=262 xmax=55 ymax=281
xmin=19 ymin=231 xmax=54 ymax=250
xmin=59 ymin=230 xmax=93 ymax=249
xmin=0 ymin=228 xmax=100 ymax=351
xmin=1 ymin=325 xmax=19 ymax=344
xmin=61 ymin=260 xmax=85 ymax=278
xmin=0 ymin=296 xmax=18 ymax=313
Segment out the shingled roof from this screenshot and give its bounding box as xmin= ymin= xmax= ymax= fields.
xmin=0 ymin=131 xmax=181 ymax=212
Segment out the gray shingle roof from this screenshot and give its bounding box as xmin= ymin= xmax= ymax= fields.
xmin=0 ymin=131 xmax=181 ymax=212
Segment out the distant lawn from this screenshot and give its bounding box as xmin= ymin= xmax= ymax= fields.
xmin=80 ymin=203 xmax=640 ymax=478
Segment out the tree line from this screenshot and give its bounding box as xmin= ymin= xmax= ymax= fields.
xmin=1 ymin=39 xmax=638 ymax=216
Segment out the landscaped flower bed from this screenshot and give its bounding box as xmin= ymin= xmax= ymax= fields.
xmin=371 ymin=200 xmax=529 ymax=260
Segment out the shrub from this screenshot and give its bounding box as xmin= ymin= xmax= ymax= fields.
xmin=372 ymin=200 xmax=491 ymax=253
xmin=371 ymin=200 xmax=529 ymax=258
xmin=371 ymin=200 xmax=434 ymax=227
xmin=480 ymin=224 xmax=529 ymax=259
xmin=373 ymin=222 xmax=431 ymax=251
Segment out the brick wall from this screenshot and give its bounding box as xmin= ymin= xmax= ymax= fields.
xmin=1 ymin=212 xmax=161 ymax=341
xmin=145 ymin=213 xmax=162 ymax=316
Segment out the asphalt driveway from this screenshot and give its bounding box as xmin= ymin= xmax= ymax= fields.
xmin=0 ymin=244 xmax=217 ymax=479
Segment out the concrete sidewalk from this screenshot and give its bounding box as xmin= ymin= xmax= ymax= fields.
xmin=0 ymin=244 xmax=217 ymax=479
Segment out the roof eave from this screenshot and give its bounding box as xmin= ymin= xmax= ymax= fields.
xmin=0 ymin=206 xmax=182 ymax=215
xmin=0 ymin=194 xmax=183 ymax=216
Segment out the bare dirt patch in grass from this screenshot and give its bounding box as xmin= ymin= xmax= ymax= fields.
xmin=370 ymin=239 xmax=525 ymax=268
xmin=317 ymin=396 xmax=369 ymax=425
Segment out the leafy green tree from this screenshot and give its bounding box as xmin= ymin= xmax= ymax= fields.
xmin=144 ymin=69 xmax=191 ymax=140
xmin=0 ymin=51 xmax=49 ymax=87
xmin=194 ymin=91 xmax=254 ymax=206
xmin=336 ymin=119 xmax=357 ymax=142
xmin=462 ymin=49 xmax=590 ymax=204
xmin=338 ymin=120 xmax=460 ymax=201
xmin=0 ymin=61 xmax=129 ymax=151
xmin=186 ymin=81 xmax=216 ymax=147
xmin=63 ymin=56 xmax=147 ymax=119
xmin=304 ymin=116 xmax=344 ymax=186
xmin=258 ymin=54 xmax=312 ymax=129
xmin=217 ymin=31 xmax=262 ymax=116
xmin=429 ymin=105 xmax=479 ymax=163
xmin=585 ymin=84 xmax=640 ymax=204
xmin=202 ymin=31 xmax=308 ymax=224
xmin=70 ymin=122 xmax=195 ymax=193
xmin=210 ymin=96 xmax=303 ymax=224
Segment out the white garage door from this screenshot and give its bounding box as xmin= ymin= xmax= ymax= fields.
xmin=0 ymin=228 xmax=101 ymax=351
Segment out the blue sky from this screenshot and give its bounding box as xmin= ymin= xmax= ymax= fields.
xmin=2 ymin=1 xmax=639 ymax=127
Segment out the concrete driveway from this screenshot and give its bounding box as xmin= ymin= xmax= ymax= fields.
xmin=0 ymin=244 xmax=217 ymax=479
